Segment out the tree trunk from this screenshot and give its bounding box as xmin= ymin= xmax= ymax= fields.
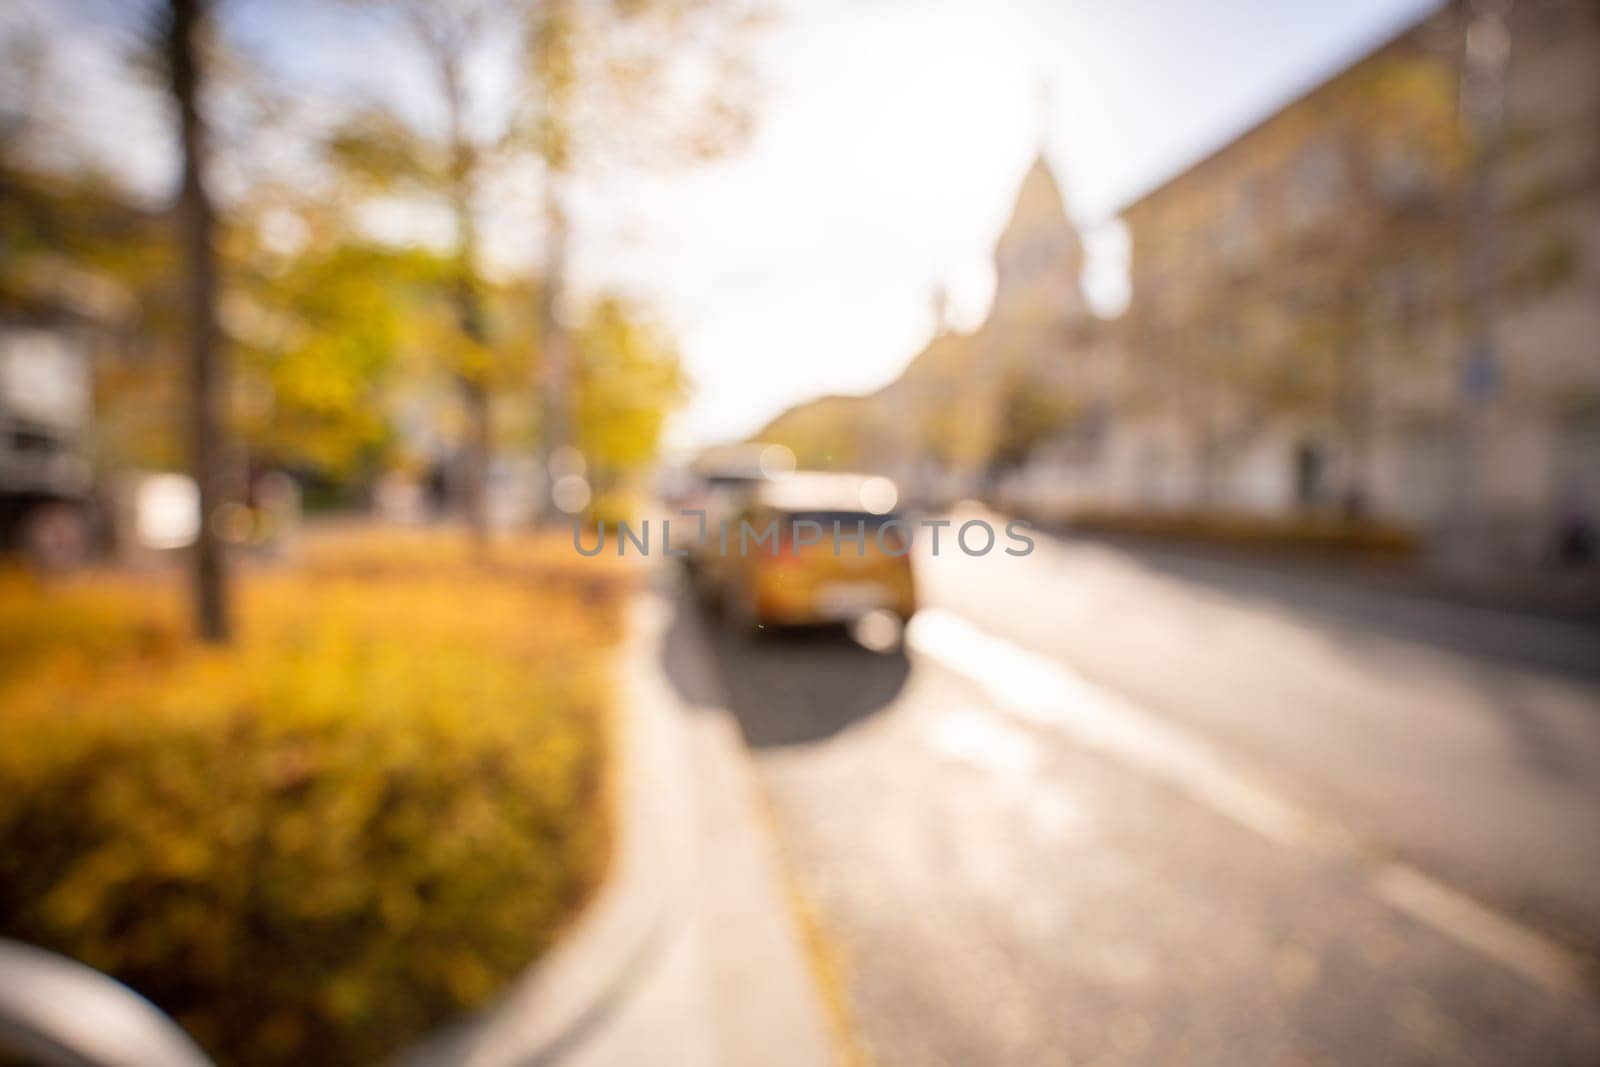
xmin=538 ymin=181 xmax=571 ymax=522
xmin=452 ymin=250 xmax=491 ymax=552
xmin=168 ymin=0 xmax=229 ymax=643
xmin=454 ymin=304 xmax=491 ymax=552
xmin=439 ymin=47 xmax=492 ymax=552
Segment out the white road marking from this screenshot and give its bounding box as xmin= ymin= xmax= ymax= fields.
xmin=906 ymin=607 xmax=1595 ymax=1000
xmin=924 ymin=707 xmax=1041 ymax=777
xmin=906 ymin=608 xmax=1317 ymax=848
xmin=1372 ymin=865 xmax=1591 ymax=999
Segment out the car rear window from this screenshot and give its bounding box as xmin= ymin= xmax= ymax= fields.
xmin=781 ymin=510 xmax=901 ymax=528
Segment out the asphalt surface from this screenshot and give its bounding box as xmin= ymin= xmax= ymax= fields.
xmin=662 ymin=513 xmax=1600 ymax=1066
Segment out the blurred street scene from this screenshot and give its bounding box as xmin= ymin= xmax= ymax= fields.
xmin=3 ymin=0 xmax=1599 ymax=1065
xmin=679 ymin=515 xmax=1600 ymax=1063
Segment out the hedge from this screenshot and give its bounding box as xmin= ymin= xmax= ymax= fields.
xmin=0 ymin=530 xmax=625 ymax=1066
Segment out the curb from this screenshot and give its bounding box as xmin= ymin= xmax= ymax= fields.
xmin=401 ymin=573 xmax=834 ymax=1066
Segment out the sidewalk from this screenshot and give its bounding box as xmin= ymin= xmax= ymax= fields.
xmin=1054 ymin=522 xmax=1600 ymax=624
xmin=402 ymin=572 xmax=836 ymax=1067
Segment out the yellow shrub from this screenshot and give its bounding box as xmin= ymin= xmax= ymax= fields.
xmin=0 ymin=529 xmax=628 ymax=1066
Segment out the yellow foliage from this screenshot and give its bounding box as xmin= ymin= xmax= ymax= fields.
xmin=0 ymin=530 xmax=629 ymax=1066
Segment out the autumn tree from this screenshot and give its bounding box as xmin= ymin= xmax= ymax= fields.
xmin=329 ymin=0 xmax=756 ymax=531
xmin=518 ymin=0 xmax=759 ymax=513
xmin=572 ymin=296 xmax=686 ymax=489
xmin=326 ymin=1 xmax=512 ymax=546
xmin=231 ymin=237 xmax=462 ymax=484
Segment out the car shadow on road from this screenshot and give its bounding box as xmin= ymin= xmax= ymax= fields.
xmin=657 ymin=575 xmax=910 ymax=748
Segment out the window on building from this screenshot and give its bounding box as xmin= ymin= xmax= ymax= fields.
xmin=1288 ymin=140 xmax=1345 ymax=231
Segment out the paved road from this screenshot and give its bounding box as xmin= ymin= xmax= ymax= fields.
xmin=663 ymin=513 xmax=1600 ymax=1065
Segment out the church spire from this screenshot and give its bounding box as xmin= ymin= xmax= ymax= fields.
xmin=1001 ymin=153 xmax=1074 ymax=243
xmin=992 ymin=122 xmax=1088 ymax=322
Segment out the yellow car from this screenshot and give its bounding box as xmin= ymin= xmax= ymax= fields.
xmin=716 ymin=472 xmax=917 ymax=634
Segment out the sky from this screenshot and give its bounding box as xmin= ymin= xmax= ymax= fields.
xmin=9 ymin=0 xmax=1439 ymax=449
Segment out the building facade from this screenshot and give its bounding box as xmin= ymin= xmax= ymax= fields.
xmin=763 ymin=0 xmax=1599 ymax=565
xmin=1094 ymin=0 xmax=1600 ymax=562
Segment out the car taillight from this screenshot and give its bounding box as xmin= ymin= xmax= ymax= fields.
xmin=769 ymin=533 xmax=807 ymax=564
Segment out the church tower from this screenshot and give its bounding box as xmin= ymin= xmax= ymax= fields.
xmin=991 ymin=153 xmax=1090 ymax=326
